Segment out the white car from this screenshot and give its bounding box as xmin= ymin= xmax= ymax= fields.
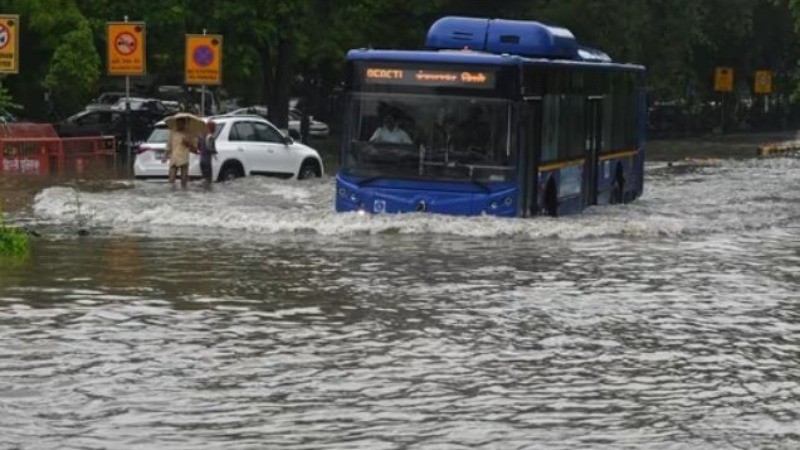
xmin=229 ymin=106 xmax=330 ymax=138
xmin=134 ymin=115 xmax=324 ymax=181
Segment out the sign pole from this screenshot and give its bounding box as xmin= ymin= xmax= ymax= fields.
xmin=185 ymin=32 xmax=222 ymax=114
xmin=200 ymin=28 xmax=207 ymax=117
xmin=123 ymin=15 xmax=132 ymax=174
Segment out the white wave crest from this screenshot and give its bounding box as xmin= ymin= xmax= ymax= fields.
xmin=32 ymin=158 xmax=800 ymax=240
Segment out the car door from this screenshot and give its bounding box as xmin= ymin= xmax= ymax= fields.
xmin=227 ymin=120 xmax=288 ymax=177
xmin=252 ymin=121 xmax=295 ymax=177
xmin=73 ymin=112 xmax=102 ymax=136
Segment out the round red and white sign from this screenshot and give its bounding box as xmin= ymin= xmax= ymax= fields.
xmin=115 ymin=32 xmax=137 ymax=56
xmin=0 ymin=24 xmax=10 ymax=50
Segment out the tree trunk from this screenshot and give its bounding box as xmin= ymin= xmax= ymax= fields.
xmin=270 ymin=34 xmax=294 ymax=131
xmin=261 ymin=44 xmax=273 ymax=108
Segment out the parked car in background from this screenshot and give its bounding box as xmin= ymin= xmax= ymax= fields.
xmin=110 ymin=97 xmax=169 ymax=123
xmin=55 ymin=107 xmax=155 ymax=145
xmin=56 ymin=108 xmax=124 ymax=138
xmin=0 ymin=109 xmax=17 ymax=123
xmin=155 ymin=85 xmax=219 ymax=116
xmin=229 ymin=106 xmax=330 ymax=138
xmin=85 ymin=92 xmax=126 ymax=110
xmin=134 ymin=115 xmax=324 ymax=181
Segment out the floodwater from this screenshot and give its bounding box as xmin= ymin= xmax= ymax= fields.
xmin=2 ymin=157 xmax=800 ymax=449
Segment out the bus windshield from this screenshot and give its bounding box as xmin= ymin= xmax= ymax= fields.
xmin=343 ymin=93 xmax=514 ymax=182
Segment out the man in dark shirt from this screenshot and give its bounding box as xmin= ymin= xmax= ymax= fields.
xmin=198 ymin=121 xmax=218 ymax=185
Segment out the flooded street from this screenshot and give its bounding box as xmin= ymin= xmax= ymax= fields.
xmin=2 ymin=158 xmax=800 ymax=449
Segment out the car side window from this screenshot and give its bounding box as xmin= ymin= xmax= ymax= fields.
xmin=230 ymin=122 xmax=257 ymax=141
xmin=253 ymin=122 xmax=284 ymax=143
xmin=74 ymin=113 xmax=92 ymax=125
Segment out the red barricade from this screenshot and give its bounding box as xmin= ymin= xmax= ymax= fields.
xmin=0 ymin=123 xmax=59 ymax=139
xmin=0 ymin=136 xmax=116 ymax=176
xmin=61 ymin=136 xmax=116 ymax=175
xmin=0 ymin=138 xmax=60 ymax=175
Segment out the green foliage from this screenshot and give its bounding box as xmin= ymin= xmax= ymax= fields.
xmin=42 ymin=23 xmax=100 ymax=114
xmin=1 ymin=0 xmax=799 ymax=118
xmin=0 ymin=208 xmax=30 ymax=257
xmin=0 ymin=79 xmax=22 ymax=117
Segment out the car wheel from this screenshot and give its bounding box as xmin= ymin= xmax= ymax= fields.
xmin=298 ymin=160 xmax=321 ymax=180
xmin=219 ymin=165 xmax=242 ymax=182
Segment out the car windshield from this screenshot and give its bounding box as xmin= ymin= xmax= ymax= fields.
xmin=343 ymin=93 xmax=513 ymax=182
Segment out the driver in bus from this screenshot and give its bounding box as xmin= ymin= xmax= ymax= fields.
xmin=369 ymin=113 xmax=412 ymax=144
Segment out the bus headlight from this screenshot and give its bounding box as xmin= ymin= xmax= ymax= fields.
xmin=350 ymin=193 xmax=358 ymax=203
xmin=503 ymin=197 xmax=513 ymax=206
xmin=338 ymin=188 xmax=347 ymax=198
xmin=490 ymin=202 xmax=499 ymax=210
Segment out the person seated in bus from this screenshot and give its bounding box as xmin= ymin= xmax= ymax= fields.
xmin=369 ymin=113 xmax=412 ymax=144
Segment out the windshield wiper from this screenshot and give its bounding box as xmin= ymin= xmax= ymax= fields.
xmin=356 ymin=175 xmax=388 ymax=187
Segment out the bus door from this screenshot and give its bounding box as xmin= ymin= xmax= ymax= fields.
xmin=584 ymin=96 xmax=603 ymax=206
xmin=521 ymin=96 xmax=542 ymax=217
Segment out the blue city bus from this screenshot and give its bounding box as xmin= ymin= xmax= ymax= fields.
xmin=336 ymin=17 xmax=646 ymax=217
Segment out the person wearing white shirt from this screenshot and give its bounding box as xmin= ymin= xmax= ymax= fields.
xmin=369 ymin=114 xmax=412 ymax=144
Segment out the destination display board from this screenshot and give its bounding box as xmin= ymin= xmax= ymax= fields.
xmin=361 ymin=66 xmax=497 ymax=90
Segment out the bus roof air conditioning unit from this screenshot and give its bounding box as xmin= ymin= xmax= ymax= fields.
xmin=426 ymin=17 xmax=579 ymax=60
xmin=425 ymin=17 xmax=490 ymax=51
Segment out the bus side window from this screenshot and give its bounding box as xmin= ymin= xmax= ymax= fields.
xmin=541 ymin=95 xmax=559 ymax=162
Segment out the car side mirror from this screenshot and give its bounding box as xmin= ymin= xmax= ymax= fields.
xmin=283 ymin=135 xmax=294 ymax=146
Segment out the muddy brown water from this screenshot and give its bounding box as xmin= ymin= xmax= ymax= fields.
xmin=2 ymin=157 xmax=800 ymax=449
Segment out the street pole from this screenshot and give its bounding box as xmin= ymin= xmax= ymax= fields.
xmin=200 ymin=28 xmax=206 ymax=117
xmin=124 ymin=15 xmax=132 ymax=174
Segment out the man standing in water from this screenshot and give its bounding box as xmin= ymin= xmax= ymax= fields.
xmin=164 ymin=117 xmax=196 ymax=188
xmin=198 ymin=121 xmax=218 ymax=185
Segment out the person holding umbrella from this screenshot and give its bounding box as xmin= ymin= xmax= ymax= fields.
xmin=198 ymin=120 xmax=218 ymax=185
xmin=163 ymin=113 xmax=205 ymax=188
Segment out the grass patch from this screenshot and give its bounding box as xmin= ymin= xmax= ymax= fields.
xmin=0 ymin=207 xmax=30 ymax=257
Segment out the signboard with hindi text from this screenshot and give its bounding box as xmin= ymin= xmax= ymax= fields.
xmin=714 ymin=67 xmax=734 ymax=93
xmin=361 ymin=66 xmax=497 ymax=90
xmin=185 ymin=34 xmax=222 ymax=85
xmin=754 ymin=70 xmax=772 ymax=95
xmin=0 ymin=15 xmax=20 ymax=74
xmin=107 ymin=22 xmax=146 ymax=76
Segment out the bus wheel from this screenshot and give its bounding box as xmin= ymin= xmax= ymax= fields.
xmin=543 ymin=181 xmax=558 ymax=217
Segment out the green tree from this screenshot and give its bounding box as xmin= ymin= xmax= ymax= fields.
xmin=42 ymin=23 xmax=100 ymax=115
xmin=0 ymin=79 xmax=22 ymax=118
xmin=1 ymin=0 xmax=100 ymax=119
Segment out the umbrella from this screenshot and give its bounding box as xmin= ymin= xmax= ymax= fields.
xmin=164 ymin=112 xmax=206 ymax=137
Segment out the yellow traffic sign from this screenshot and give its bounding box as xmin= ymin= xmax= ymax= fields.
xmin=185 ymin=34 xmax=222 ymax=85
xmin=107 ymin=22 xmax=146 ymax=76
xmin=714 ymin=67 xmax=734 ymax=93
xmin=0 ymin=15 xmax=20 ymax=74
xmin=754 ymin=70 xmax=772 ymax=95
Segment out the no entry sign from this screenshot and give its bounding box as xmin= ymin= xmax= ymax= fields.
xmin=0 ymin=15 xmax=19 ymax=74
xmin=107 ymin=22 xmax=146 ymax=76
